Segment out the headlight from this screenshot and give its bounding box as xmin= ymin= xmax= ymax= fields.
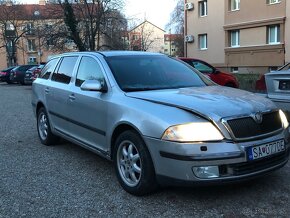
xmin=279 ymin=110 xmax=289 ymax=129
xmin=162 ymin=122 xmax=224 ymax=142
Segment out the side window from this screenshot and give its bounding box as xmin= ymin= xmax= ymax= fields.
xmin=40 ymin=58 xmax=59 ymax=80
xmin=52 ymin=56 xmax=78 ymax=84
xmin=75 ymin=56 xmax=105 ymax=87
xmin=192 ymin=61 xmax=214 ymax=73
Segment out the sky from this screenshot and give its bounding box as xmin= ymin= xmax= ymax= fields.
xmin=124 ymin=0 xmax=177 ymax=31
xmin=19 ymin=0 xmax=177 ymax=32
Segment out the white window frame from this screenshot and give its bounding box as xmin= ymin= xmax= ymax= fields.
xmin=231 ymin=67 xmax=239 ymax=73
xmin=27 ymin=39 xmax=36 ymax=52
xmin=28 ymin=56 xmax=37 ymax=63
xmin=230 ymin=30 xmax=240 ymax=47
xmin=268 ymin=25 xmax=280 ymax=44
xmin=230 ymin=0 xmax=240 ymax=11
xmin=199 ymin=0 xmax=208 ymax=17
xmin=268 ymin=0 xmax=281 ymax=4
xmin=199 ymin=34 xmax=207 ymax=50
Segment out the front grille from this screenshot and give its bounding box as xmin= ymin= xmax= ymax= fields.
xmin=225 ymin=150 xmax=289 ymax=176
xmin=226 ymin=111 xmax=282 ymax=139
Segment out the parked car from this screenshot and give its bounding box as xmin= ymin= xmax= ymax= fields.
xmin=0 ymin=66 xmax=16 ymax=84
xmin=179 ymin=57 xmax=239 ymax=88
xmin=10 ymin=64 xmax=38 ymax=85
xmin=264 ymin=68 xmax=290 ymax=122
xmin=24 ymin=66 xmax=39 ymax=85
xmin=255 ymin=63 xmax=290 ymax=92
xmin=32 ymin=64 xmax=45 ymax=80
xmin=32 ymin=51 xmax=289 ymax=196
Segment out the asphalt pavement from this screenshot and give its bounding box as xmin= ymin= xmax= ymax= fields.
xmin=0 ymin=83 xmax=290 ymax=217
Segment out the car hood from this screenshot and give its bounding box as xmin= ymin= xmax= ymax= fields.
xmin=125 ymin=86 xmax=276 ymax=122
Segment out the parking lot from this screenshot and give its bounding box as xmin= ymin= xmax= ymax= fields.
xmin=0 ymin=83 xmax=290 ymax=217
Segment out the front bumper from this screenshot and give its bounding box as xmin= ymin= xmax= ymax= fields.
xmin=144 ymin=129 xmax=290 ymax=186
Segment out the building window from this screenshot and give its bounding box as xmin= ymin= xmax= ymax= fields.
xmin=231 ymin=67 xmax=239 ymax=73
xmin=5 ymin=22 xmax=15 ymax=30
xmin=230 ymin=0 xmax=240 ymax=11
xmin=28 ymin=57 xmax=37 ymax=64
xmin=199 ymin=34 xmax=207 ymax=50
xmin=268 ymin=25 xmax=280 ymax=44
xmin=26 ymin=23 xmax=34 ymax=35
xmin=269 ymin=66 xmax=278 ymax=72
xmin=133 ymin=35 xmax=139 ymax=40
xmin=230 ymin=30 xmax=240 ymax=47
xmin=199 ymin=0 xmax=207 ymax=17
xmin=267 ymin=0 xmax=281 ymax=4
xmin=27 ymin=39 xmax=36 ymax=52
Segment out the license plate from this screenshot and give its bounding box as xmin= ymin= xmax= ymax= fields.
xmin=248 ymin=139 xmax=285 ymax=161
xmin=26 ymin=73 xmax=30 ymax=76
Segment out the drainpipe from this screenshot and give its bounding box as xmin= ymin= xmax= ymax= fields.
xmin=184 ymin=0 xmax=188 ymax=57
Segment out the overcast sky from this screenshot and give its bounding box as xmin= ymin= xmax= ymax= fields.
xmin=124 ymin=0 xmax=176 ymax=31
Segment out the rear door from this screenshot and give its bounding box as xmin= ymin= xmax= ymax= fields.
xmin=47 ymin=56 xmax=79 ymax=136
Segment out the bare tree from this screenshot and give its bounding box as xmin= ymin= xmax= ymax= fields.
xmin=129 ymin=21 xmax=161 ymax=52
xmin=139 ymin=22 xmax=155 ymax=51
xmin=99 ymin=9 xmax=128 ymax=50
xmin=57 ymin=0 xmax=125 ymax=51
xmin=166 ymin=0 xmax=184 ymax=56
xmin=0 ymin=2 xmax=31 ymax=66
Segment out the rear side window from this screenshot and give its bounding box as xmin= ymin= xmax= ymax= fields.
xmin=40 ymin=58 xmax=59 ymax=80
xmin=52 ymin=56 xmax=78 ymax=84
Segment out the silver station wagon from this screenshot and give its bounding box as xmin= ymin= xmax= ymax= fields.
xmin=32 ymin=51 xmax=290 ymax=196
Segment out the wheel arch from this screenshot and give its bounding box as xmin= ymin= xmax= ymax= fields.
xmin=110 ymin=123 xmax=146 ymax=160
xmin=36 ymin=101 xmax=45 ymax=114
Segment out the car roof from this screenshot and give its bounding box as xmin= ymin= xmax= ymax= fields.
xmin=97 ymin=51 xmax=165 ymax=57
xmin=55 ymin=51 xmax=165 ymax=58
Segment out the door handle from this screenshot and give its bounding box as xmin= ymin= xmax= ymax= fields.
xmin=45 ymin=87 xmax=49 ymax=94
xmin=69 ymin=94 xmax=76 ymax=101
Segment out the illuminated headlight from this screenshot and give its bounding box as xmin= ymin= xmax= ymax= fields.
xmin=192 ymin=166 xmax=219 ymax=179
xmin=162 ymin=122 xmax=224 ymax=142
xmin=279 ymin=110 xmax=289 ymax=129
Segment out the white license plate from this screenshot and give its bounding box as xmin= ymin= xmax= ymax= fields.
xmin=248 ymin=139 xmax=285 ymax=160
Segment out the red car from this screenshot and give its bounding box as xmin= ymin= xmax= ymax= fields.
xmin=179 ymin=58 xmax=239 ymax=88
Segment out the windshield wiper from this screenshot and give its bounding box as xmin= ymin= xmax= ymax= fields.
xmin=122 ymin=87 xmax=162 ymax=92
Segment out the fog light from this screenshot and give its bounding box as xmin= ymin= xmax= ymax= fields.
xmin=192 ymin=166 xmax=219 ymax=179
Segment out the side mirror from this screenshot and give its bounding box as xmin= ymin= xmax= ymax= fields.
xmin=80 ymin=80 xmax=107 ymax=92
xmin=214 ymin=69 xmax=221 ymax=74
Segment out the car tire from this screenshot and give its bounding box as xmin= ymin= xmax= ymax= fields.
xmin=113 ymin=130 xmax=158 ymax=196
xmin=37 ymin=107 xmax=59 ymax=145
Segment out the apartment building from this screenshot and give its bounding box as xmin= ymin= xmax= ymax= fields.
xmin=128 ymin=20 xmax=165 ymax=53
xmin=185 ymin=0 xmax=287 ymax=74
xmin=163 ymin=33 xmax=183 ymax=56
xmin=0 ymin=3 xmax=66 ymax=69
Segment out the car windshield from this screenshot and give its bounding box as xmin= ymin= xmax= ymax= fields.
xmin=106 ymin=55 xmax=213 ymax=92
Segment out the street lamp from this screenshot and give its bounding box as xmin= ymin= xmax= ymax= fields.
xmin=34 ymin=10 xmax=42 ymax=64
